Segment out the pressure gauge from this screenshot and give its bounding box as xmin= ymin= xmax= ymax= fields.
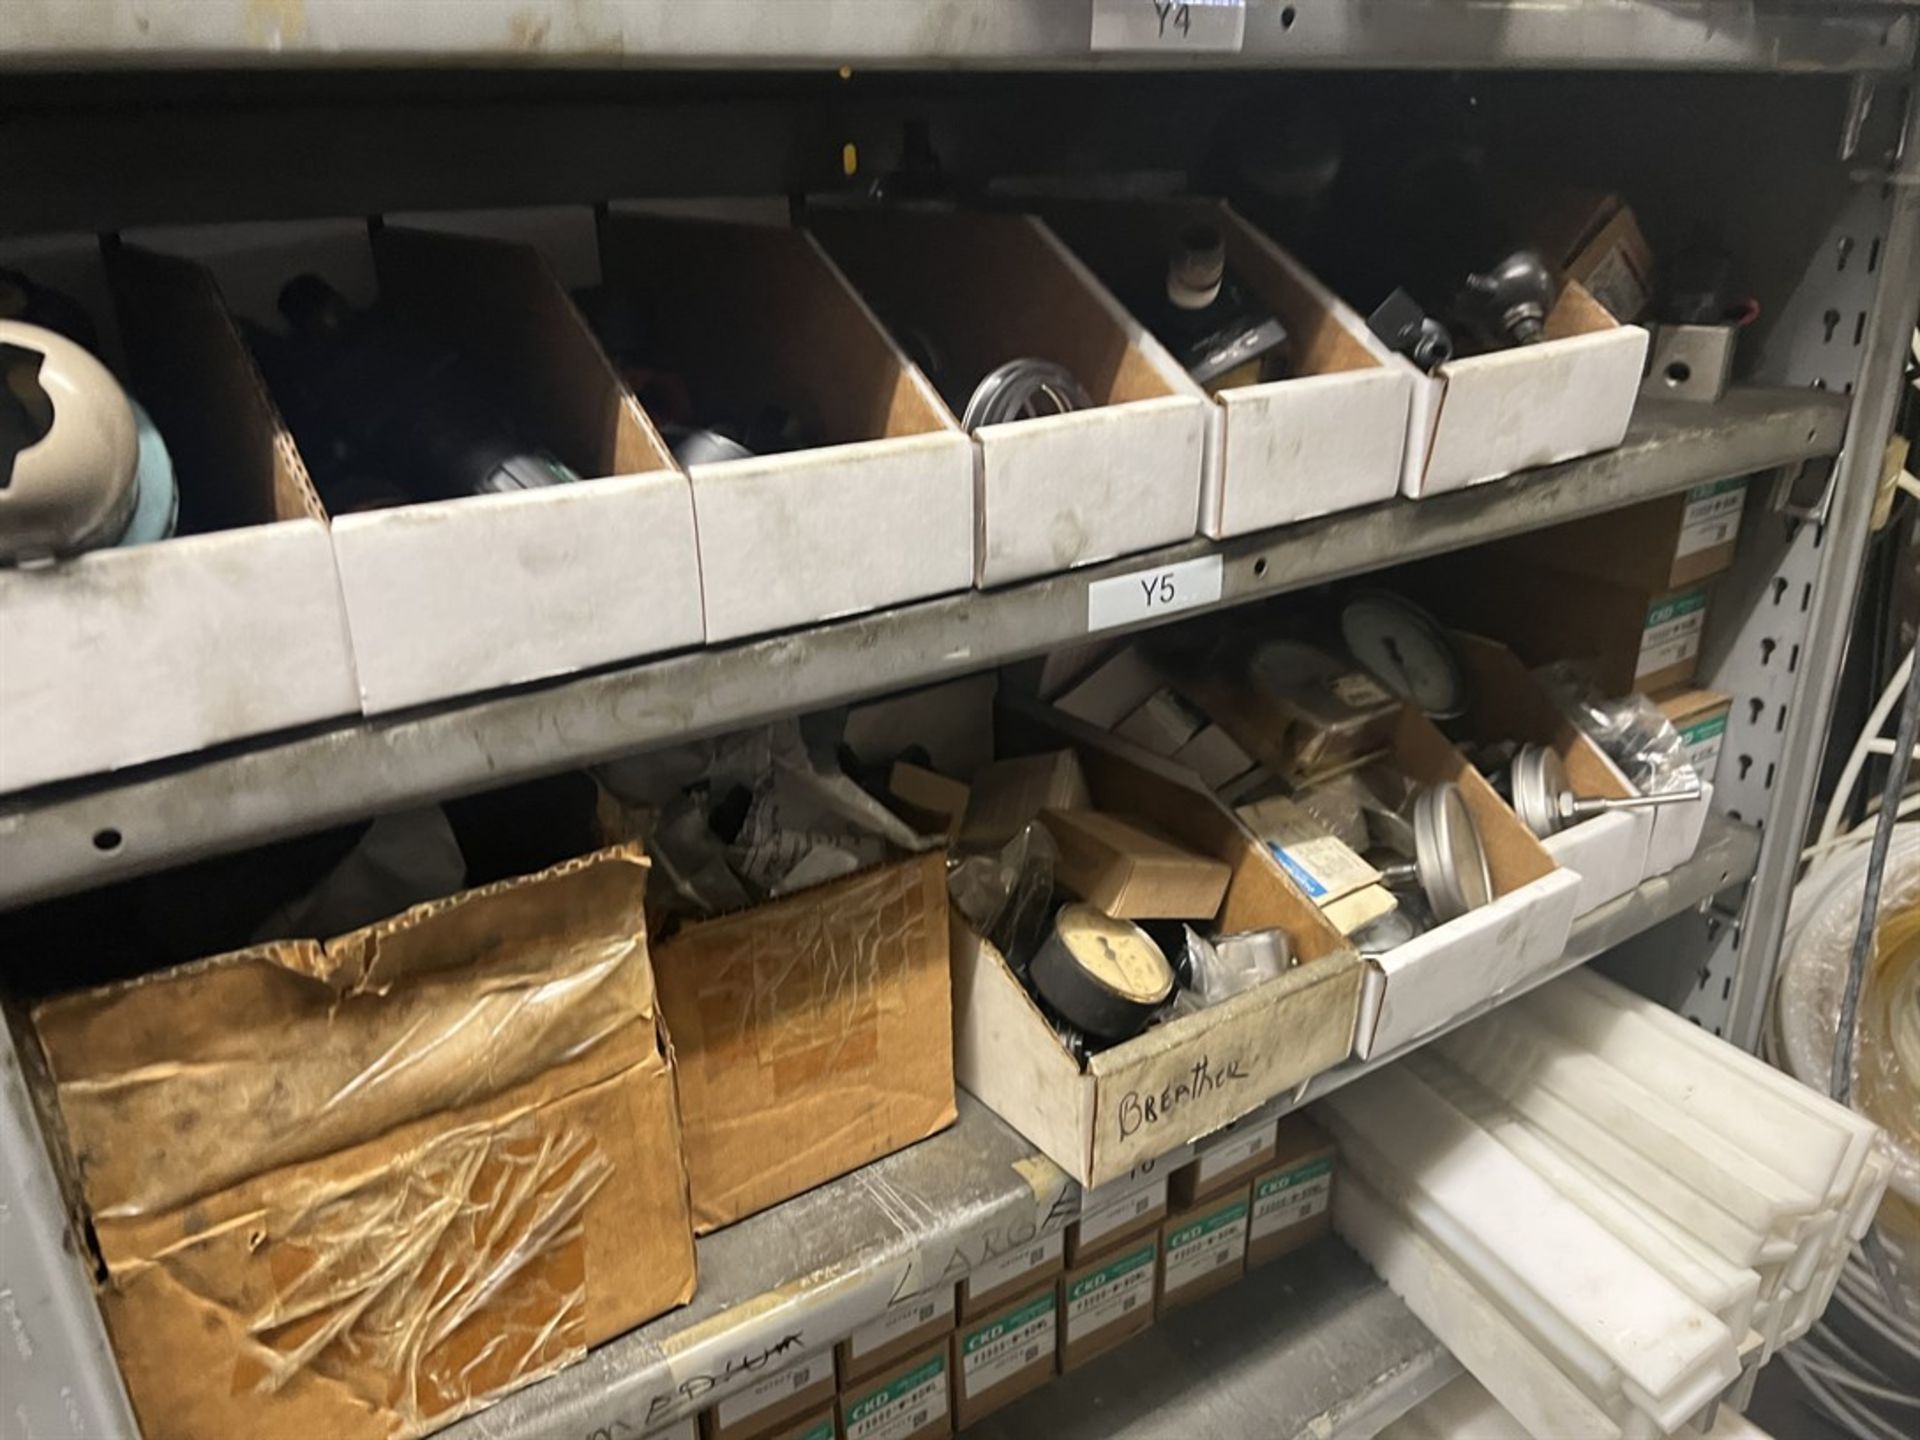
xmin=1412 ymin=782 xmax=1494 ymax=921
xmin=1339 ymin=592 xmax=1471 ymax=719
xmin=1031 ymin=903 xmax=1175 ymax=1041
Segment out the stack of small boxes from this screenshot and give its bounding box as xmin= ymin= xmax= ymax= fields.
xmin=688 ymin=1115 xmax=1339 ymax=1438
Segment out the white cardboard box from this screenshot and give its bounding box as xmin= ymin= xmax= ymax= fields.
xmin=1643 ymin=781 xmax=1714 ymax=879
xmin=1397 ymin=282 xmax=1650 ymax=497
xmin=0 ymin=237 xmax=360 ymax=793
xmin=1455 ymin=634 xmax=1650 ymax=914
xmin=806 ymin=209 xmax=1208 ymax=587
xmin=1041 ymin=200 xmax=1412 ymax=538
xmin=951 ymin=736 xmax=1363 ymax=1189
xmin=1353 ymin=709 xmax=1582 ymax=1059
xmin=129 ymin=216 xmax=704 ymax=715
xmin=598 ymin=209 xmax=975 ymax=639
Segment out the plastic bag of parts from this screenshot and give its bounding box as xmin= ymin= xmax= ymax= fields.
xmin=1179 ymin=925 xmax=1293 ymax=1006
xmin=597 ymin=719 xmax=928 ymax=920
xmin=1778 ymin=822 xmax=1920 ymax=1292
xmin=948 ymin=821 xmax=1058 ymax=976
xmin=1536 ymin=662 xmax=1700 ymax=796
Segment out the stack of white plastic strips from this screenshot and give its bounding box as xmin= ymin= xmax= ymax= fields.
xmin=1381 ymin=1373 xmax=1780 ymax=1440
xmin=1323 ymin=969 xmax=1891 ymax=1440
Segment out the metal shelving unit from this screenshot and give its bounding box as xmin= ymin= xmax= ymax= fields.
xmin=2 ymin=10 xmax=1917 ymax=1440
xmin=0 ymin=389 xmax=1842 ymax=908
xmin=0 ymin=0 xmax=1913 ymax=73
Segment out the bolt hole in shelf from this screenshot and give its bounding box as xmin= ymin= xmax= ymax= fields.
xmin=1253 ymin=557 xmax=1269 ymax=577
xmin=1281 ymin=5 xmax=1297 ymax=28
xmin=92 ymin=828 xmax=122 ymax=852
xmin=1772 ymin=576 xmax=1789 ymax=605
xmin=1665 ymin=360 xmax=1693 ymax=387
xmin=1748 ymin=697 xmax=1766 ymax=723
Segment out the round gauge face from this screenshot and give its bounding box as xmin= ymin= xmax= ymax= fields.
xmin=1438 ymin=785 xmax=1495 ymax=912
xmin=1056 ymin=904 xmax=1174 ymax=1005
xmin=1339 ymin=593 xmax=1470 ymax=718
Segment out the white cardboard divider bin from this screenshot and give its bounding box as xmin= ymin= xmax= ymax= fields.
xmin=1039 ymin=199 xmax=1412 ymax=538
xmin=595 ymin=207 xmax=976 ymax=642
xmin=1397 ymin=281 xmax=1649 ymax=497
xmin=805 ymin=207 xmax=1208 ymax=587
xmin=0 ymin=235 xmax=359 ymax=794
xmin=128 ymin=216 xmax=704 ymax=715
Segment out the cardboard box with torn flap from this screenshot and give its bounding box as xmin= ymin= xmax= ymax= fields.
xmin=30 ymin=846 xmax=696 ymax=1440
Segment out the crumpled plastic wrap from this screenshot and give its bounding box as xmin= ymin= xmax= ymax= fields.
xmin=1779 ymin=824 xmax=1920 ymax=1234
xmin=1537 ymin=661 xmax=1700 ymax=796
xmin=947 ymin=821 xmax=1058 ymax=974
xmin=598 ymin=720 xmax=927 ymax=921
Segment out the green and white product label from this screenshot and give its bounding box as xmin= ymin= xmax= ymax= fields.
xmin=1163 ymin=1201 xmax=1249 ymax=1292
xmin=960 ymin=1291 xmax=1055 ymax=1395
xmin=714 ymin=1354 xmax=829 ymax=1428
xmin=845 ymin=1355 xmax=947 ymax=1440
xmin=1637 ymin=589 xmax=1709 ymax=678
xmin=1079 ymin=1177 xmax=1166 ymax=1249
xmin=848 ymin=1286 xmax=954 ymax=1361
xmin=1677 ymin=713 xmax=1729 ymax=781
xmin=789 ymin=1420 xmax=835 ymax=1440
xmin=1194 ymin=1118 xmax=1278 ymax=1186
xmin=1065 ymin=1242 xmax=1156 ymax=1343
xmin=968 ymin=1231 xmax=1062 ymax=1298
xmin=1250 ymin=1157 xmax=1334 ymax=1242
xmin=1677 ymin=479 xmax=1746 ymax=559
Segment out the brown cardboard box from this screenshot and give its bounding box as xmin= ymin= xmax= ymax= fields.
xmin=1492 ymin=481 xmax=1748 ymax=592
xmin=1059 ymin=1232 xmax=1159 ymax=1371
xmin=950 ymin=1283 xmax=1059 ymax=1428
xmin=888 ymin=761 xmax=969 ymax=841
xmin=958 ymin=1230 xmax=1065 ymax=1321
xmin=1158 ymin=1182 xmax=1251 ymax=1314
xmin=1656 ymin=686 xmax=1733 ymax=785
xmin=765 ymin=1408 xmax=836 ymax=1440
xmin=1526 ymin=189 xmax=1654 ymax=323
xmin=701 ymin=1351 xmax=837 ymax=1440
xmin=1406 ymin=556 xmax=1712 ymax=697
xmin=1169 ymin=1111 xmax=1280 ymax=1207
xmin=839 ymin=1342 xmax=952 ymax=1440
xmin=836 ymin=1286 xmax=957 ymax=1387
xmin=1247 ymin=1116 xmax=1338 ymax=1269
xmin=959 ymin=749 xmax=1091 ymax=848
xmin=1040 ymin=809 xmax=1232 ymax=919
xmin=655 ymin=853 xmax=956 ymax=1232
xmin=32 ymin=848 xmax=696 ymax=1440
xmin=1066 ymin=1174 xmax=1171 ymax=1265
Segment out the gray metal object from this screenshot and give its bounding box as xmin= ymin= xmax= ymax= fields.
xmin=0 ymin=1016 xmax=140 ymax=1440
xmin=0 ymin=388 xmax=1845 ymax=910
xmin=960 ymin=359 xmax=1092 ymax=431
xmin=436 ymin=816 xmax=1756 ymax=1440
xmin=1411 ymin=782 xmax=1493 ymax=922
xmin=1643 ymin=324 xmax=1740 ymax=404
xmin=1509 ymin=743 xmax=1703 ymax=839
xmin=0 ymin=1 xmax=1911 ymax=72
xmin=972 ymin=1240 xmax=1458 ymax=1440
xmin=1709 ymin=95 xmax=1920 ymax=1047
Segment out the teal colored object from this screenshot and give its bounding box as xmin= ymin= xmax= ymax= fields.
xmin=120 ymin=400 xmax=178 ymax=548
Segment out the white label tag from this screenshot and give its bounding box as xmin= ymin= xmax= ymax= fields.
xmin=1065 ymin=1242 xmax=1157 ymax=1343
xmin=1196 ymin=1118 xmax=1278 ymax=1186
xmin=845 ymin=1357 xmax=948 ymax=1440
xmin=1087 ymin=554 xmax=1223 ymax=633
xmin=1079 ymin=1178 xmax=1167 ymax=1248
xmin=968 ymin=1232 xmax=1062 ymax=1298
xmin=1162 ymin=1202 xmax=1248 ymax=1292
xmin=1636 ymin=591 xmax=1709 ymax=679
xmin=1676 ymin=479 xmax=1746 ymax=559
xmin=848 ymin=1288 xmax=955 ymax=1361
xmin=1250 ymin=1157 xmax=1334 ymax=1242
xmin=959 ymin=1292 xmax=1056 ymax=1395
xmin=715 ymin=1355 xmax=828 ymax=1428
xmin=1092 ymin=0 xmax=1247 ymax=52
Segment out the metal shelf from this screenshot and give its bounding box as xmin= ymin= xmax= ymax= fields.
xmin=2 ymin=1 xmax=1912 ymax=73
xmin=973 ymin=1238 xmax=1457 ymax=1440
xmin=0 ymin=388 xmax=1844 ymax=911
xmin=435 ymin=816 xmax=1758 ymax=1440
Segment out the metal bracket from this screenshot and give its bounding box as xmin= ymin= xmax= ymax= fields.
xmin=1769 ymin=456 xmax=1841 ymax=524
